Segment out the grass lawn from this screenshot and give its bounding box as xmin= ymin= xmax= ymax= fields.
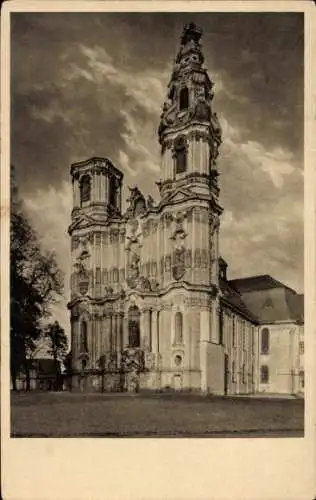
xmin=11 ymin=391 xmax=304 ymax=438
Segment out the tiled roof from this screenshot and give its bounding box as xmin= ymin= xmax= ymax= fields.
xmin=219 ymin=278 xmax=258 ymax=323
xmin=229 ymin=274 xmax=296 ymax=293
xmin=229 ymin=275 xmax=304 ymax=323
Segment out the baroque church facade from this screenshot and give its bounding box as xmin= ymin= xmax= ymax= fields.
xmin=68 ymin=23 xmax=304 ymax=395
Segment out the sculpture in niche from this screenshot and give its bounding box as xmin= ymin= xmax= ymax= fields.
xmin=172 ymin=247 xmax=186 ymax=281
xmin=126 ymin=251 xmax=140 ymax=289
xmin=138 ymin=277 xmax=152 ymax=293
xmin=125 ymin=217 xmax=143 ymax=255
xmin=147 ymin=195 xmax=155 ymax=209
xmin=170 ymin=211 xmax=188 ymax=253
xmin=194 ymin=85 xmax=205 ymax=101
xmin=211 ymin=112 xmax=222 ymax=139
xmin=104 ymin=285 xmax=114 ymax=297
xmin=174 ymin=135 xmax=188 ymax=174
xmin=165 ymin=256 xmax=172 ymax=272
xmin=126 ymin=186 xmax=146 ymax=218
xmin=174 ymin=355 xmax=182 ymax=367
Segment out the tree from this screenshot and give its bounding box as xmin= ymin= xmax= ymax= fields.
xmin=44 ymin=321 xmax=68 ymax=391
xmin=10 ymin=165 xmax=64 ymax=390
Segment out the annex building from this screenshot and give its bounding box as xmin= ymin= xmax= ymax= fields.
xmin=68 ymin=23 xmax=304 ymax=395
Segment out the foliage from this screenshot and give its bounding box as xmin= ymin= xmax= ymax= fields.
xmin=44 ymin=321 xmax=68 ymax=362
xmin=10 ymin=165 xmax=64 ymax=390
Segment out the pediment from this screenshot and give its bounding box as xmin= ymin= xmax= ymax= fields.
xmin=162 ymin=187 xmax=194 ymax=206
xmin=69 ymin=215 xmax=97 ymax=233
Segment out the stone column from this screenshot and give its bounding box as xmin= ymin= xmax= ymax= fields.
xmin=123 ymin=315 xmax=129 ymax=349
xmin=91 ymin=317 xmax=95 ymax=368
xmin=104 ymin=313 xmax=111 ymax=353
xmin=200 ymin=308 xmax=210 ymax=392
xmin=114 ymin=314 xmax=118 ymax=353
xmin=71 ymin=316 xmax=79 ymax=370
xmin=140 ymin=309 xmax=146 ymax=350
xmin=118 ymin=182 xmax=122 ymax=212
xmin=105 ymin=174 xmax=109 ymax=207
xmin=117 ymin=312 xmax=124 ymax=361
xmin=110 ymin=314 xmax=114 ymax=352
xmin=151 ymin=311 xmax=158 ymax=355
xmin=141 ymin=308 xmax=151 ymax=351
xmin=73 ymin=174 xmax=80 ymax=208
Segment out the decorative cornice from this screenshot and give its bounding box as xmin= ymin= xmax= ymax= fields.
xmin=70 ymin=157 xmax=123 ymax=179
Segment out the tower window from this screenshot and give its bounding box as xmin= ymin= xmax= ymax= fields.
xmin=261 ymin=328 xmax=270 ymax=355
xmin=179 ymin=87 xmax=189 ymax=110
xmin=174 ymin=311 xmax=183 ymax=344
xmin=109 ymin=176 xmax=117 ymax=207
xmin=174 ymin=135 xmax=187 ymax=174
xmin=80 ymin=175 xmax=91 ymax=205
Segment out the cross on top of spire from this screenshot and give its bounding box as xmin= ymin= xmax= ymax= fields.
xmin=180 ymin=22 xmax=203 ymax=46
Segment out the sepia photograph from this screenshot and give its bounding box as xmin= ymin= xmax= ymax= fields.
xmin=3 ymin=2 xmax=316 ymax=500
xmin=9 ymin=10 xmax=306 ymax=439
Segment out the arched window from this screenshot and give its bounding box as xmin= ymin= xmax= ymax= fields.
xmin=80 ymin=320 xmax=88 ymax=352
xmin=95 ymin=267 xmax=101 ymax=284
xmin=113 ymin=267 xmax=119 ymax=283
xmin=109 ymin=176 xmax=117 ymax=207
xmin=80 ymin=175 xmax=91 ymax=205
xmin=174 ymin=312 xmax=183 ymax=344
xmin=179 ymin=87 xmax=189 ymax=110
xmin=260 ymin=365 xmax=269 ymax=384
xmin=174 ymin=136 xmax=187 ymax=174
xmin=232 ymin=361 xmax=236 ymax=383
xmin=261 ymin=328 xmax=270 ymax=354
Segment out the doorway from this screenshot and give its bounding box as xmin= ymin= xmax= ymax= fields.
xmin=128 ymin=305 xmax=141 ymax=347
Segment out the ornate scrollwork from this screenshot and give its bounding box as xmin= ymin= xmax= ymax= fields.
xmin=126 ymin=186 xmax=147 ymax=218
xmin=172 ymin=247 xmax=186 ymax=281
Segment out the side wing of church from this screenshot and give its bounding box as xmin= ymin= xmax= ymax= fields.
xmin=67 ymin=23 xmax=304 ymax=396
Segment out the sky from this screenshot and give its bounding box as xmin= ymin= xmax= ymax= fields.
xmin=11 ymin=12 xmax=304 ymax=335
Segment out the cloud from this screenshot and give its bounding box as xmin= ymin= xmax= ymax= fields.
xmin=12 ymin=13 xmax=304 ymax=307
xmin=218 ymin=119 xmax=303 ymax=291
xmin=24 ymin=181 xmax=72 ymax=336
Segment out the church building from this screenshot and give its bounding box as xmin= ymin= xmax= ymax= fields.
xmin=68 ymin=23 xmax=304 ymax=395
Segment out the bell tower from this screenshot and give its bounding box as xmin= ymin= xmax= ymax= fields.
xmin=157 ymin=23 xmax=225 ymax=394
xmin=158 ymin=22 xmax=222 ymax=202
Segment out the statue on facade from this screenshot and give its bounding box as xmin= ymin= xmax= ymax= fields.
xmin=126 ymin=185 xmax=146 ymax=217
xmin=147 ymin=195 xmax=155 ymax=209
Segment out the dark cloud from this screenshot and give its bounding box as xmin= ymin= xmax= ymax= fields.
xmin=11 ymin=11 xmax=304 ymax=308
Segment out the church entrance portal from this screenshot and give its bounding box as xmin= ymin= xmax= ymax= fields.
xmin=128 ymin=305 xmax=141 ymax=347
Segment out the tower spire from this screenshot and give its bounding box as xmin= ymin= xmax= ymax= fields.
xmin=158 ymin=23 xmax=222 ymax=203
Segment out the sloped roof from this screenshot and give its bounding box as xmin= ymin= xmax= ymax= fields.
xmin=229 ymin=274 xmax=296 ymax=293
xmin=219 ymin=278 xmax=258 ymax=323
xmin=229 ymin=275 xmax=304 ymax=323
